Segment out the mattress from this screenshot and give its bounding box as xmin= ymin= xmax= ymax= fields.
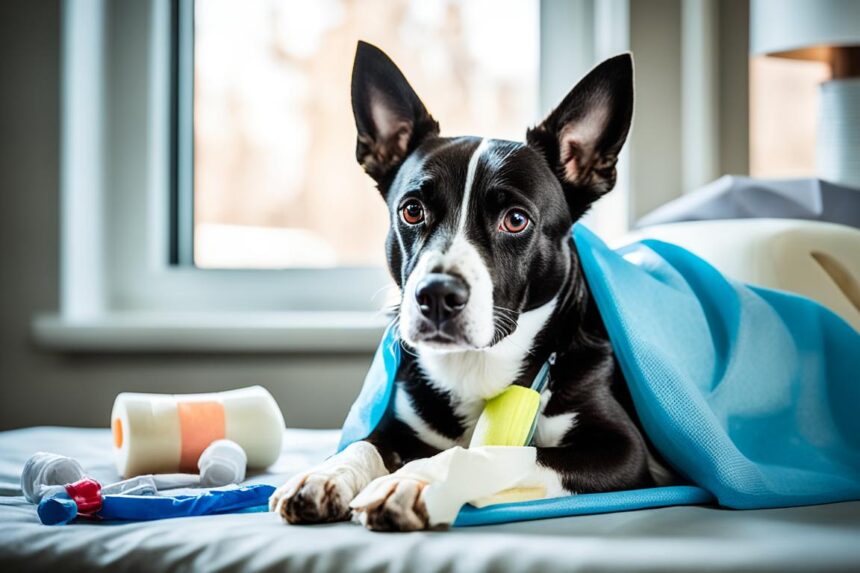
xmin=1 ymin=427 xmax=859 ymax=573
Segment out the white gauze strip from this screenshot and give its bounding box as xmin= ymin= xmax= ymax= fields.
xmin=352 ymin=446 xmax=548 ymax=526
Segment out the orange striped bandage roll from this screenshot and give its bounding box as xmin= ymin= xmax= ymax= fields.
xmin=111 ymin=386 xmax=285 ymax=477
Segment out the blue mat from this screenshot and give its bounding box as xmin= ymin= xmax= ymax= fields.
xmin=340 ymin=224 xmax=860 ymax=525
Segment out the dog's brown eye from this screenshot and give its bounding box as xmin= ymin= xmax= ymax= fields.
xmin=401 ymin=200 xmax=425 ymax=225
xmin=500 ymin=209 xmax=530 ymax=233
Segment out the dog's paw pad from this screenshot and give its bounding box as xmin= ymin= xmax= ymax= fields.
xmin=270 ymin=473 xmax=352 ymax=525
xmin=351 ymin=477 xmax=431 ymax=532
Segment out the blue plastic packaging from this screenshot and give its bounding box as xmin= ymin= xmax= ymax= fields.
xmin=37 ymin=484 xmax=275 ymax=525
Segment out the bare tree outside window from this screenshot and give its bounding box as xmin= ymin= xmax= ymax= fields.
xmin=193 ymin=0 xmax=539 ymax=268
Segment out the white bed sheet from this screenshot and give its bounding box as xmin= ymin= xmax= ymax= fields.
xmin=1 ymin=427 xmax=859 ymax=572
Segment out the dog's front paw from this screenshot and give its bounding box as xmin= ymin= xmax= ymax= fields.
xmin=270 ymin=441 xmax=388 ymax=525
xmin=350 ymin=476 xmax=432 ymax=532
xmin=270 ymin=471 xmax=355 ymax=524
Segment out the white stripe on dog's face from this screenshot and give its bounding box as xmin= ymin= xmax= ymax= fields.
xmin=456 ymin=139 xmax=490 ymax=235
xmin=400 ymin=139 xmax=496 ymax=350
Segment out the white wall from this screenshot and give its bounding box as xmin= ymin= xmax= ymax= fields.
xmin=628 ymin=0 xmax=749 ymax=220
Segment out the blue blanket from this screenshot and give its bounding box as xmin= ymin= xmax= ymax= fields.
xmin=340 ymin=224 xmax=860 ymax=526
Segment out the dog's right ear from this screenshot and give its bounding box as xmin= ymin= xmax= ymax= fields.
xmin=351 ymin=41 xmax=440 ymax=186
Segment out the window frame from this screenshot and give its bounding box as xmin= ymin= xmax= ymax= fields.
xmin=97 ymin=0 xmax=395 ymax=316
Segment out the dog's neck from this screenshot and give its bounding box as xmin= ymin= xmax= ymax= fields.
xmin=416 ymin=296 xmax=558 ymax=405
xmin=415 ymin=238 xmax=600 ymax=408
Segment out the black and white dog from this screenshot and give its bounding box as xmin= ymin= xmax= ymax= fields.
xmin=271 ymin=41 xmax=667 ymax=531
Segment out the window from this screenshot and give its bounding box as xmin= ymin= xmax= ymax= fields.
xmin=187 ymin=0 xmax=539 ymax=269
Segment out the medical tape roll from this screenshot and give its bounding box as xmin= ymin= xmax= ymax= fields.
xmin=111 ymin=386 xmax=284 ymax=477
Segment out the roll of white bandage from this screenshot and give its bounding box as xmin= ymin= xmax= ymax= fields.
xmin=111 ymin=386 xmax=284 ymax=477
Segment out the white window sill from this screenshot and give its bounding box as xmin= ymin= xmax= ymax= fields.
xmin=31 ymin=311 xmax=390 ymax=353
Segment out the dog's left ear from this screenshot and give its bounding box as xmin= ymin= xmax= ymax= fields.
xmin=527 ymin=53 xmax=633 ymax=218
xmin=351 ymin=41 xmax=440 ymax=187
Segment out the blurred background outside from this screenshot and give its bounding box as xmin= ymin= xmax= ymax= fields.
xmin=194 ymin=0 xmax=538 ymax=268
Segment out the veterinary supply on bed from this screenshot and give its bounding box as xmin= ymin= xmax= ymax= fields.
xmin=21 ymin=452 xmax=86 ymax=503
xmin=106 ymin=438 xmax=247 ymax=490
xmin=38 ymin=481 xmax=275 ymax=526
xmin=112 ymin=385 xmax=284 ymax=477
xmin=23 ymin=440 xmax=265 ymax=525
xmin=23 ymin=441 xmax=246 ymax=504
xmin=340 ymin=223 xmax=860 ymax=527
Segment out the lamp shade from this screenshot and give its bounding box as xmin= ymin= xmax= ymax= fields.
xmin=751 ymin=0 xmax=860 ymax=57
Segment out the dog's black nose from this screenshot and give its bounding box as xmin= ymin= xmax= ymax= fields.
xmin=415 ymin=273 xmax=469 ymax=326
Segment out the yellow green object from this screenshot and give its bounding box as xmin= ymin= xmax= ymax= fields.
xmin=469 ymin=353 xmax=556 ymax=449
xmin=469 ymin=386 xmax=542 ymax=447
